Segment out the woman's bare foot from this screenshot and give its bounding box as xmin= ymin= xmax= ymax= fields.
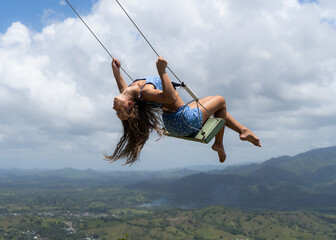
xmin=212 ymin=143 xmax=227 ymax=163
xmin=240 ymin=129 xmax=261 ymax=147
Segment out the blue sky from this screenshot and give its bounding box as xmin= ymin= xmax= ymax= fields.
xmin=0 ymin=0 xmax=336 ymax=170
xmin=0 ymin=0 xmax=318 ymax=32
xmin=0 ymin=0 xmax=96 ymax=33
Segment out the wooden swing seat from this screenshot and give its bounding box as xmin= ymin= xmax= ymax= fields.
xmin=163 ymin=118 xmax=225 ymax=144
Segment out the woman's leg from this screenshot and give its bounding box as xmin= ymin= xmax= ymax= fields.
xmin=188 ymin=95 xmax=227 ymax=163
xmin=188 ymin=96 xmax=261 ymax=162
xmin=225 ymin=112 xmax=261 ymax=147
xmin=189 ymin=96 xmax=261 ymax=146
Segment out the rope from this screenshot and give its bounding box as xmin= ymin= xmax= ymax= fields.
xmin=114 ymin=0 xmax=184 ymax=84
xmin=64 ymin=0 xmax=134 ymax=81
xmin=65 ymin=0 xmax=215 ymax=128
xmin=114 ymin=2 xmax=214 ymax=118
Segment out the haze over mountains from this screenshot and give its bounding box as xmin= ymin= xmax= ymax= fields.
xmin=1 ymin=146 xmax=336 ymax=212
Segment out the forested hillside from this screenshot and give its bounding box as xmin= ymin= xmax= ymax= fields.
xmin=1 ymin=146 xmax=336 ymax=239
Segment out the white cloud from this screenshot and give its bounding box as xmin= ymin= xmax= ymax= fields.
xmin=0 ymin=0 xmax=336 ymax=170
xmin=0 ymin=22 xmax=31 ymax=48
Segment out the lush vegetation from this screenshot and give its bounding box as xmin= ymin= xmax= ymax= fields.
xmin=1 ymin=206 xmax=336 ymax=239
xmin=0 ymin=146 xmax=336 ymax=239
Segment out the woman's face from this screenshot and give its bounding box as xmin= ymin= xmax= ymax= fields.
xmin=113 ymin=94 xmax=134 ymax=120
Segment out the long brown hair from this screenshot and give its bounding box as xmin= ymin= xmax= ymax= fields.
xmin=105 ymin=100 xmax=163 ymax=165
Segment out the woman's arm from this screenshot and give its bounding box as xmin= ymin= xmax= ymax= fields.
xmin=140 ymin=57 xmax=177 ymax=104
xmin=155 ymin=56 xmax=177 ymax=103
xmin=112 ymin=58 xmax=128 ymax=93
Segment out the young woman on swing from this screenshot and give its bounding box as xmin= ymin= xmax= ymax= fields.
xmin=107 ymin=56 xmax=261 ymax=165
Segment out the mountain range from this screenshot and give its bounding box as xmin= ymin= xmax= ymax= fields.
xmin=129 ymin=146 xmax=336 ymax=211
xmin=1 ymin=146 xmax=336 ymax=212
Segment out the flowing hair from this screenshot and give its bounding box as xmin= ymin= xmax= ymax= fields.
xmin=105 ymin=100 xmax=163 ymax=165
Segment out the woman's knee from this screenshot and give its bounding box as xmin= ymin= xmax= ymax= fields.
xmin=214 ymin=95 xmax=226 ymax=106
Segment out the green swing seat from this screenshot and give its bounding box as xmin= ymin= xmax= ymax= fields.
xmin=163 ymin=118 xmax=225 ymax=144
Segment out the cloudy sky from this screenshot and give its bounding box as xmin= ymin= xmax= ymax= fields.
xmin=0 ymin=0 xmax=335 ymax=171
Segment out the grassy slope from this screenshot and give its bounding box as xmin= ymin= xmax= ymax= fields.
xmin=101 ymin=207 xmax=336 ymax=240
xmin=75 ymin=206 xmax=336 ymax=239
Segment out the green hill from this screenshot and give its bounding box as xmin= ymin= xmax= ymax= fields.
xmin=1 ymin=146 xmax=336 ymax=239
xmin=1 ymin=146 xmax=336 ymax=212
xmin=130 ymin=146 xmax=336 ymax=211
